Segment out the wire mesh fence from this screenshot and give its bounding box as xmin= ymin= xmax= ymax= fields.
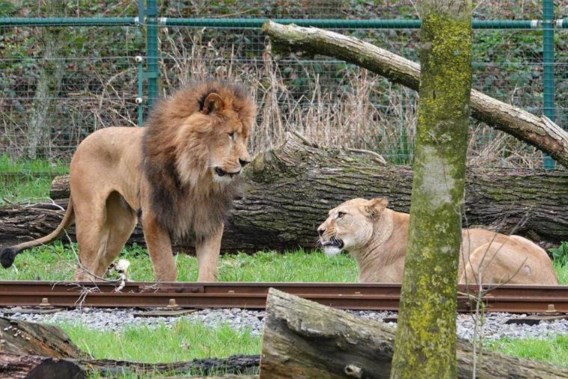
xmin=0 ymin=0 xmax=566 ymax=177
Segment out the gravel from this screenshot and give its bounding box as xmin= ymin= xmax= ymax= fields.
xmin=1 ymin=307 xmax=567 ymax=341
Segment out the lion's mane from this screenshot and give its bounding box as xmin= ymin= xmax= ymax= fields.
xmin=142 ymin=81 xmax=256 ymax=240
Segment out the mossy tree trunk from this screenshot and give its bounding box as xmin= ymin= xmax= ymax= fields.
xmin=391 ymin=2 xmax=473 ymax=379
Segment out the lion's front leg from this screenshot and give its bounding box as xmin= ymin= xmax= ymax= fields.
xmin=141 ymin=213 xmax=177 ymax=281
xmin=196 ymin=224 xmax=224 ymax=282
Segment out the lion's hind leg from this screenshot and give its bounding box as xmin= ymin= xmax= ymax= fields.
xmin=74 ymin=191 xmax=137 ymax=281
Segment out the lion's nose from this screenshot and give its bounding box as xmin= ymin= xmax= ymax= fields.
xmin=317 ymin=227 xmax=324 ymax=237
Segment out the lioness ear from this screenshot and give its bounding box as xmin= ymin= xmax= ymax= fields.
xmin=364 ymin=198 xmax=389 ymax=219
xmin=201 ymin=92 xmax=225 ymax=115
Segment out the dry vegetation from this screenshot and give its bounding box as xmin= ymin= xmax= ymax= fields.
xmin=0 ymin=0 xmax=554 ymax=168
xmin=158 ymin=29 xmax=543 ymax=167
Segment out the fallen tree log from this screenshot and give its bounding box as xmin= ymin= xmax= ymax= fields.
xmin=75 ymin=355 xmax=260 ymax=377
xmin=0 ymin=137 xmax=567 ymax=252
xmin=0 ymin=316 xmax=259 ymax=377
xmin=0 ymin=316 xmax=85 ymax=379
xmin=260 ymin=288 xmax=568 ymax=378
xmin=262 ymin=21 xmax=568 ymax=168
xmin=0 ymin=353 xmax=85 ymax=379
xmin=0 ymin=317 xmax=84 ymax=358
xmin=0 ymin=353 xmax=260 ymax=379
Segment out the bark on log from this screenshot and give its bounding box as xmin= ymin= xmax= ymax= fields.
xmin=262 ymin=21 xmax=568 ymax=168
xmin=0 ymin=353 xmax=259 ymax=378
xmin=0 ymin=353 xmax=85 ymax=379
xmin=75 ymin=355 xmax=260 ymax=377
xmin=1 ymin=137 xmax=567 ymax=251
xmin=0 ymin=350 xmax=259 ymax=378
xmin=259 ymin=288 xmax=568 ymax=378
xmin=0 ymin=317 xmax=84 ymax=358
xmin=0 ymin=317 xmax=85 ymax=378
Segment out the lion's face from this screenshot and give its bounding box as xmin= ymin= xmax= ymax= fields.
xmin=207 ymin=110 xmax=251 ymax=184
xmin=317 ymin=198 xmax=389 ymax=256
xmin=173 ymin=89 xmax=254 ymax=187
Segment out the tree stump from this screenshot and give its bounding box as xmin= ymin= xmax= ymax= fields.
xmin=259 ymin=288 xmax=568 ymax=378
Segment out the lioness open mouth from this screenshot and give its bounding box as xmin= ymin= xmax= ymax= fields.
xmin=321 ymin=238 xmax=345 ymax=256
xmin=322 ymin=239 xmax=344 ymax=249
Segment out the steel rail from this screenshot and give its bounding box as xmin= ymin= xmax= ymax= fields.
xmin=0 ymin=281 xmax=566 ymax=314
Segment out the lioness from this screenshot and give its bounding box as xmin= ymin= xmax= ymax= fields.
xmin=317 ymin=198 xmax=558 ymax=285
xmin=1 ymin=80 xmax=256 ymax=282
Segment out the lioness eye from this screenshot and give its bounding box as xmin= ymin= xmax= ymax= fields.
xmin=337 ymin=211 xmax=346 ymax=219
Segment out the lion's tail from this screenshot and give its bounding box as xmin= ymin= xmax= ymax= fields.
xmin=1 ymin=198 xmax=75 ymax=269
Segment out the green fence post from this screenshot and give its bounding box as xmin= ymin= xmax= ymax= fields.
xmin=145 ymin=0 xmax=159 ymax=109
xmin=136 ymin=0 xmax=145 ymax=126
xmin=542 ymin=0 xmax=555 ymax=169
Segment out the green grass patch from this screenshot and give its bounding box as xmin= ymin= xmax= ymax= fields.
xmin=0 ymin=154 xmax=68 ymax=204
xmin=0 ymin=242 xmax=358 ymax=282
xmin=550 ymin=241 xmax=568 ymax=267
xmin=553 ymin=261 xmax=568 ymax=285
xmin=62 ymin=320 xmax=260 ymax=378
xmin=487 ymin=335 xmax=568 ymax=368
xmin=63 ymin=320 xmax=260 ymax=362
xmin=1 ymin=241 xmax=566 ymax=284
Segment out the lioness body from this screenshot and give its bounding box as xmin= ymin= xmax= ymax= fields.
xmin=318 ymin=198 xmax=558 ymax=285
xmin=1 ymin=81 xmax=256 ymax=282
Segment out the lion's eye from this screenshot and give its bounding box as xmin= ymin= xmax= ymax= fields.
xmin=228 ymin=132 xmax=236 ymax=141
xmin=337 ymin=211 xmax=346 ymax=219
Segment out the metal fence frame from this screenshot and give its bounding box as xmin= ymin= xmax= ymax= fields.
xmin=1 ymin=0 xmax=566 ymax=168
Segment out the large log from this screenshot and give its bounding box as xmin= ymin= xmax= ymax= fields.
xmin=0 ymin=353 xmax=85 ymax=379
xmin=0 ymin=137 xmax=567 ymax=252
xmin=259 ymin=288 xmax=568 ymax=378
xmin=0 ymin=316 xmax=85 ymax=379
xmin=0 ymin=317 xmax=259 ymax=377
xmin=0 ymin=317 xmax=84 ymax=358
xmin=75 ymin=355 xmax=260 ymax=377
xmin=262 ymin=21 xmax=568 ymax=168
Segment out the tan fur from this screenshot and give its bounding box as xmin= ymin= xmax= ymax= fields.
xmin=2 ymin=81 xmax=256 ymax=282
xmin=317 ymin=198 xmax=559 ymax=285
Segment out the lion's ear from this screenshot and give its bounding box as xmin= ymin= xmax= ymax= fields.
xmin=365 ymin=198 xmax=389 ymax=219
xmin=201 ymin=92 xmax=225 ymax=115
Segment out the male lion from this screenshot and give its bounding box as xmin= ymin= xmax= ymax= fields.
xmin=317 ymin=197 xmax=558 ymax=285
xmin=1 ymin=80 xmax=256 ymax=282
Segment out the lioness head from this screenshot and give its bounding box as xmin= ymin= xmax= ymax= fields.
xmin=317 ymin=198 xmax=389 ymax=256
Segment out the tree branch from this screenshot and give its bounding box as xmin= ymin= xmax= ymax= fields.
xmin=262 ymin=21 xmax=568 ymax=168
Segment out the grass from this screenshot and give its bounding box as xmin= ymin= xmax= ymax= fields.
xmin=553 ymin=261 xmax=568 ymax=285
xmin=68 ymin=321 xmax=260 ymax=361
xmin=3 ymin=241 xmax=567 ymax=284
xmin=0 ymin=154 xmax=68 ymax=205
xmin=0 ymin=242 xmax=358 ymax=282
xmin=63 ymin=320 xmax=260 ymax=376
xmin=487 ymin=335 xmax=568 ymax=368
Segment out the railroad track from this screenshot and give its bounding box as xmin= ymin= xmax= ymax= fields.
xmin=0 ymin=281 xmax=567 ymax=314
